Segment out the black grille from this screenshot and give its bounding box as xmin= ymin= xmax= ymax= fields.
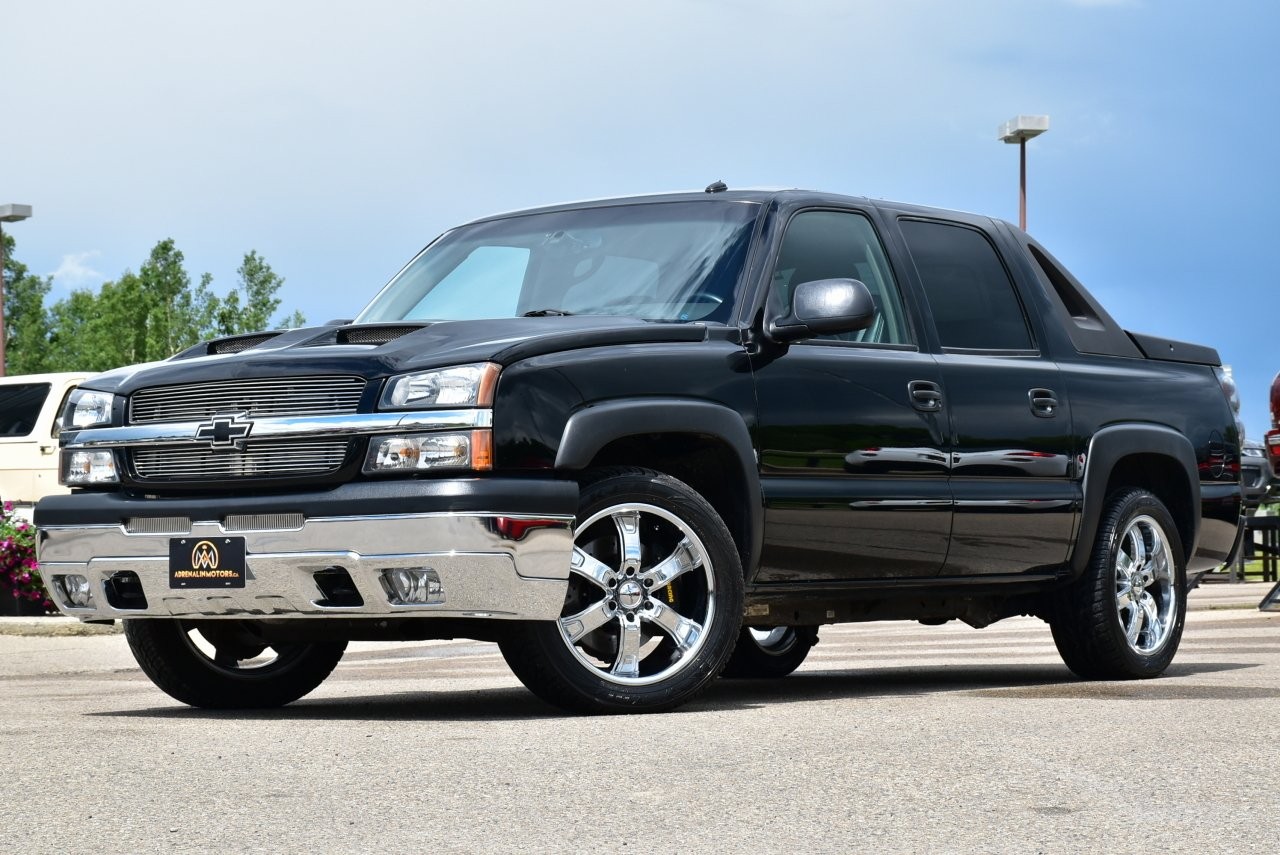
xmin=129 ymin=376 xmax=365 ymax=424
xmin=130 ymin=440 xmax=351 ymax=481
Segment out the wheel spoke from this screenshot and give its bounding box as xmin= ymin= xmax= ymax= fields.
xmin=213 ymin=648 xmax=240 ymax=668
xmin=1116 ymin=588 xmax=1133 ymax=611
xmin=614 ymin=511 xmax=642 ymax=575
xmin=570 ymin=546 xmax=614 ymax=589
xmin=643 ymin=601 xmax=704 ymax=653
xmin=560 ymin=598 xmax=615 ymax=644
xmin=611 ymin=615 xmax=643 ymax=678
xmin=1125 ymin=599 xmax=1146 ymax=645
xmin=1140 ymin=593 xmax=1161 ymax=642
xmin=1149 ymin=529 xmax=1170 ymax=582
xmin=1129 ymin=527 xmax=1147 ymax=574
xmin=644 ymin=538 xmax=701 ymax=588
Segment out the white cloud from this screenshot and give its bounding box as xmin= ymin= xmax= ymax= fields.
xmin=49 ymin=251 xmax=104 ymax=288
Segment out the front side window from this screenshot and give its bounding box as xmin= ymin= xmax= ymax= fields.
xmin=769 ymin=210 xmax=911 ymax=345
xmin=356 ymin=201 xmax=759 ymax=325
xmin=899 ymin=219 xmax=1033 ymax=351
xmin=0 ymin=383 xmax=50 ymax=438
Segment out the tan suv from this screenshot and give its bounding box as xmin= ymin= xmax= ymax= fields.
xmin=0 ymin=373 xmax=90 ymax=513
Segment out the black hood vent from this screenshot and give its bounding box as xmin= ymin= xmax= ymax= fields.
xmin=209 ymin=332 xmax=284 ymax=355
xmin=335 ymin=324 xmax=428 ymax=346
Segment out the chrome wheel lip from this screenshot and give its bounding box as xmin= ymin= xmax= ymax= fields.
xmin=558 ymin=502 xmax=717 ymax=687
xmin=180 ymin=624 xmax=299 ymax=676
xmin=749 ymin=627 xmax=792 ymax=649
xmin=1113 ymin=514 xmax=1177 ymax=656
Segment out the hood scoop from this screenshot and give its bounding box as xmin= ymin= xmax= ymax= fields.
xmin=336 ymin=323 xmax=428 ymax=345
xmin=206 ymin=331 xmax=284 ymax=355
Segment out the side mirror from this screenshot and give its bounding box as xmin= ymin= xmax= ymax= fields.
xmin=767 ymin=278 xmax=876 ymax=343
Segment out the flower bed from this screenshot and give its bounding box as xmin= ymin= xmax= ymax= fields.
xmin=1 ymin=502 xmax=56 ymax=615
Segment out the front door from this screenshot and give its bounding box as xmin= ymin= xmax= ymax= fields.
xmin=753 ymin=209 xmax=951 ymax=583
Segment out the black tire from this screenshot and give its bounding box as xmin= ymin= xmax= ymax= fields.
xmin=722 ymin=626 xmax=818 ymax=679
xmin=1049 ymin=488 xmax=1187 ymax=680
xmin=499 ymin=466 xmax=745 ymax=714
xmin=124 ymin=619 xmax=347 ymax=709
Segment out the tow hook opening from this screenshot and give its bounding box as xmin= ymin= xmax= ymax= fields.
xmin=104 ymin=571 xmax=148 ymax=610
xmin=312 ymin=567 xmax=364 ymax=608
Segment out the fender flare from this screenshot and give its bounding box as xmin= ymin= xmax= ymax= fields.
xmin=554 ymin=398 xmax=763 ymax=573
xmin=1073 ymin=423 xmax=1201 ymax=577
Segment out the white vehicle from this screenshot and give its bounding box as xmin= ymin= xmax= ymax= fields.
xmin=0 ymin=373 xmax=90 ymax=514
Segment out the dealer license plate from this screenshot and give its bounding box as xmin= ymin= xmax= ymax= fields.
xmin=168 ymin=537 xmax=247 ymax=588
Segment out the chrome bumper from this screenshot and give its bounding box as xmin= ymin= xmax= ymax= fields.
xmin=38 ymin=512 xmax=573 ymax=621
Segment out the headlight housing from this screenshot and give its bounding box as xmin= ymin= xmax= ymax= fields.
xmin=60 ymin=450 xmax=119 ymax=485
xmin=381 ymin=363 xmax=499 ymax=410
xmin=63 ymin=389 xmax=117 ymax=430
xmin=363 ymin=431 xmax=493 ymax=473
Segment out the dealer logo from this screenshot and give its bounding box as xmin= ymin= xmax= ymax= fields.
xmin=194 ymin=412 xmax=253 ymax=449
xmin=191 ymin=540 xmax=221 ymax=570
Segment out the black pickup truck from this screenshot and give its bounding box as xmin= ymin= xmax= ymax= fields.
xmin=35 ymin=187 xmax=1244 ymax=714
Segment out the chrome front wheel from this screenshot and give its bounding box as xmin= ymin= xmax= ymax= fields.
xmin=500 ymin=467 xmax=744 ymax=714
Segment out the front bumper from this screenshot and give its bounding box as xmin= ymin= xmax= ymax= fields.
xmin=35 ymin=479 xmax=576 ymax=622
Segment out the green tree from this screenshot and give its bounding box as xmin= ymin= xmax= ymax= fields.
xmin=2 ymin=232 xmax=53 ymax=374
xmin=236 ymin=250 xmax=284 ymax=333
xmin=7 ymin=238 xmax=305 ymax=374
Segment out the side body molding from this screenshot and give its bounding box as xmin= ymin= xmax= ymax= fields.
xmin=554 ymin=398 xmax=763 ymax=573
xmin=1073 ymin=424 xmax=1201 ymax=577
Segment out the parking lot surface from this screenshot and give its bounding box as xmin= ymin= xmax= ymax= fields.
xmin=3 ymin=583 xmax=1278 ymax=853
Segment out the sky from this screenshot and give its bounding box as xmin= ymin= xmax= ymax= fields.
xmin=4 ymin=0 xmax=1279 ymax=437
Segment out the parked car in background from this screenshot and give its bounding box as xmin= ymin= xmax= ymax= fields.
xmin=1242 ymin=440 xmax=1278 ymax=510
xmin=0 ymin=373 xmax=90 ymax=518
xmin=1267 ymin=371 xmax=1280 ymax=479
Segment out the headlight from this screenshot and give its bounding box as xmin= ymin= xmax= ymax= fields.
xmin=60 ymin=450 xmax=119 ymax=485
xmin=64 ymin=390 xmax=117 ymax=429
xmin=364 ymin=431 xmax=493 ymax=473
xmin=381 ymin=363 xmax=499 ymax=409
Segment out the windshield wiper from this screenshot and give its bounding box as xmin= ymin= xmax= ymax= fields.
xmin=522 ymin=308 xmax=574 ymax=317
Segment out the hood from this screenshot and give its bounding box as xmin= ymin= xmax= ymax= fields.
xmin=79 ymin=316 xmax=709 ymax=395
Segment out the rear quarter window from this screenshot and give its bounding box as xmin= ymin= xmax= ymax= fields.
xmin=899 ymin=219 xmax=1033 ymax=351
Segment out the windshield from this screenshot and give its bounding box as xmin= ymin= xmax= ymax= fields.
xmin=355 ymin=201 xmax=759 ymax=325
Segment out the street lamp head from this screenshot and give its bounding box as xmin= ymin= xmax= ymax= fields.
xmin=998 ymin=115 xmax=1050 ymax=144
xmin=0 ymin=204 xmax=33 ymax=223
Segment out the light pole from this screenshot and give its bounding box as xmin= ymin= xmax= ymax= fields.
xmin=0 ymin=203 xmax=34 ymax=377
xmin=997 ymin=115 xmax=1049 ymax=231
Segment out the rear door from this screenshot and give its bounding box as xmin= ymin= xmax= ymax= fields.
xmin=892 ymin=216 xmax=1077 ymax=575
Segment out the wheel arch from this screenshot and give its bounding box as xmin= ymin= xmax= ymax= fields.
xmin=554 ymin=398 xmax=762 ymax=575
xmin=1074 ymin=424 xmax=1200 ymax=578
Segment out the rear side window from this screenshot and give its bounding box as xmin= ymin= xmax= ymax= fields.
xmin=899 ymin=219 xmax=1033 ymax=351
xmin=0 ymin=383 xmax=51 ymax=438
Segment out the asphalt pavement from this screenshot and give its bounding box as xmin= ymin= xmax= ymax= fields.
xmin=2 ymin=581 xmax=1278 ymax=853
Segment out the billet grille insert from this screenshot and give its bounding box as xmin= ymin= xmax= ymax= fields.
xmin=130 ymin=440 xmax=351 ymax=481
xmin=129 ymin=376 xmax=365 ymax=424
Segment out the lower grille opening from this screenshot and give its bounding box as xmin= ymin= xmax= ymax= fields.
xmin=313 ymin=567 xmax=364 ymax=608
xmin=105 ymin=571 xmax=148 ymax=610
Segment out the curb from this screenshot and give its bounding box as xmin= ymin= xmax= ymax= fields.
xmin=0 ymin=617 xmax=122 ymax=637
